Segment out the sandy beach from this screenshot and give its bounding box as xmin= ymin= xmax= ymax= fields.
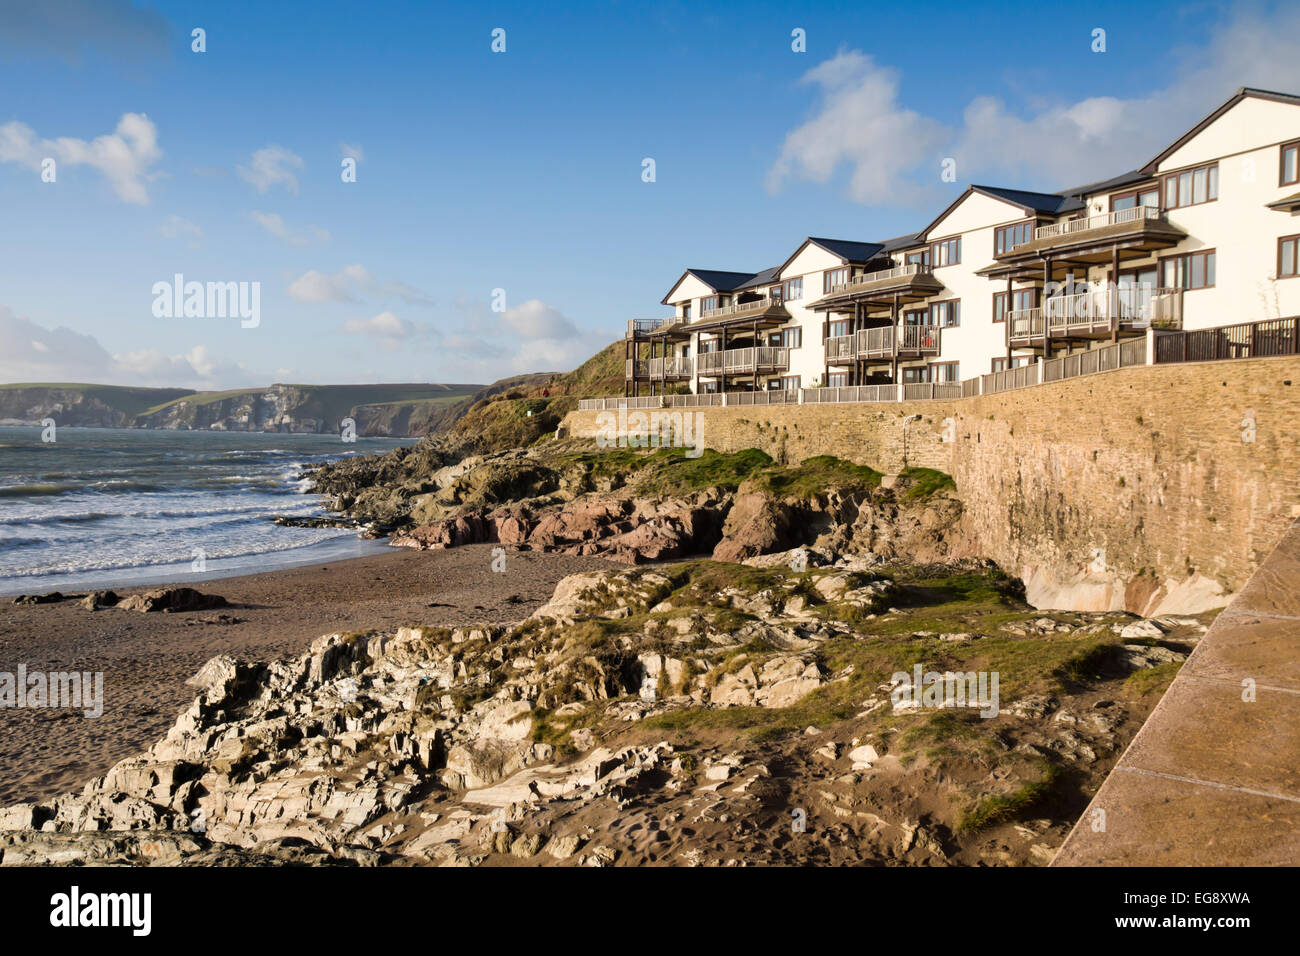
xmin=0 ymin=544 xmax=616 ymax=806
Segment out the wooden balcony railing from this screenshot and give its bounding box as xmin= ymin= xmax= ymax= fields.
xmin=825 ymin=263 xmax=931 ymax=297
xmin=1008 ymin=307 xmax=1045 ymax=341
xmin=697 ymin=346 xmax=790 ymax=375
xmin=826 ymin=325 xmax=937 ymax=362
xmin=1044 ymin=287 xmax=1182 ymax=331
xmin=700 ymin=295 xmax=782 ymax=320
xmin=1034 ymin=205 xmax=1161 ymax=241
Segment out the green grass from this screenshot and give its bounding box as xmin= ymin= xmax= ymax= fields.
xmin=957 ymin=763 xmax=1062 ymax=833
xmin=900 ymin=467 xmax=956 ymax=500
xmin=744 ymin=455 xmax=883 ymax=498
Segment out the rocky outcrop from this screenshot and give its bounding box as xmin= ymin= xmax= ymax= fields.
xmin=0 ymin=560 xmax=1210 ymax=867
xmin=115 ymin=587 xmax=228 ymax=613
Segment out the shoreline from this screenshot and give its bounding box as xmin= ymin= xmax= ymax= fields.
xmin=0 ymin=543 xmax=617 ymax=806
xmin=0 ymin=532 xmax=394 ymax=598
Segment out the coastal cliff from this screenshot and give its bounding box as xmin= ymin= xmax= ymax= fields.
xmin=0 ymin=382 xmax=482 ymax=436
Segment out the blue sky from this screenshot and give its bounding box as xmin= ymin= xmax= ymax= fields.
xmin=2 ymin=0 xmax=1298 ymax=388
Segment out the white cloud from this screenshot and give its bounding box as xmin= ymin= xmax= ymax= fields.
xmin=0 ymin=112 xmax=161 ymax=203
xmin=286 ymin=264 xmax=431 ymax=305
xmin=287 ymin=264 xmax=372 ymax=302
xmin=0 ymin=306 xmax=255 ymax=388
xmin=159 ymin=214 xmax=203 ymax=247
xmin=249 ymin=210 xmax=329 ymax=246
xmin=440 ymin=296 xmax=605 ymax=377
xmin=237 ymin=145 xmax=303 ymax=194
xmin=767 ymin=6 xmax=1300 ymax=203
xmin=500 ymin=298 xmax=579 ymax=340
xmin=767 ymin=52 xmax=946 ymax=206
xmin=342 ymin=311 xmax=416 ymax=350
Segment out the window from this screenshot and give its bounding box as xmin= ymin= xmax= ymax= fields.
xmin=994 ymin=221 xmax=1034 ymax=255
xmin=903 ymin=307 xmax=930 ymax=326
xmin=906 ymin=249 xmax=931 ymax=268
xmin=931 ymin=362 xmax=960 ymax=383
xmin=681 ymin=344 xmax=690 ymax=358
xmin=931 ymin=236 xmax=961 ymax=267
xmin=1280 ymin=235 xmax=1299 ymax=279
xmin=992 ymin=289 xmax=1036 ymax=322
xmin=780 ymin=375 xmax=801 ymax=390
xmin=1282 ymin=141 xmax=1299 ymax=187
xmin=991 ymin=357 xmax=1007 ymax=373
xmin=827 ymin=372 xmax=848 ymax=387
xmin=1160 ymin=249 xmax=1216 ymax=290
xmin=929 ymin=299 xmax=961 ymax=327
xmin=1162 ymin=163 xmax=1218 ymax=209
xmin=1111 ymin=188 xmax=1159 ymax=211
xmin=682 ymin=303 xmax=691 ymax=321
xmin=824 ymin=267 xmax=849 ymax=293
xmin=828 ymin=319 xmax=849 ymax=337
xmin=902 ymin=366 xmax=931 ymax=384
xmin=782 ymin=277 xmax=803 ymax=301
xmin=768 ymin=328 xmax=802 ymax=348
xmin=701 ymin=296 xmax=718 ymax=313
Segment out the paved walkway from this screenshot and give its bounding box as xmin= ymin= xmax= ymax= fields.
xmin=1054 ymin=520 xmax=1300 ymax=865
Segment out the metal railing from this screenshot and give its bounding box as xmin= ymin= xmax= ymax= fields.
xmin=697 ymin=346 xmax=790 ymax=375
xmin=627 ymin=316 xmax=680 ymax=336
xmin=1034 ymin=205 xmax=1161 ymax=241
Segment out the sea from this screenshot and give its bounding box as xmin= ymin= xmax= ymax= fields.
xmin=0 ymin=427 xmax=416 ymax=596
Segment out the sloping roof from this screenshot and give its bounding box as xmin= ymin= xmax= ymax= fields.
xmin=877 ymin=232 xmax=925 ymax=252
xmin=734 ymin=266 xmax=782 ymax=290
xmin=683 ymin=269 xmax=757 ymax=291
xmin=805 ymin=237 xmax=885 ymax=262
xmin=1140 ymin=87 xmax=1300 ymax=174
xmin=1058 ymin=168 xmax=1153 ymax=199
xmin=918 ymin=185 xmax=1081 ymax=239
xmin=660 ymin=268 xmax=756 ymax=304
xmin=776 ymin=236 xmax=884 ymax=279
xmin=974 ymin=185 xmax=1085 ymax=215
xmin=1267 ymin=190 xmax=1300 ymax=212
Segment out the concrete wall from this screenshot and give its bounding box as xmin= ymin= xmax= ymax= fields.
xmin=566 ymin=355 xmax=1300 ymax=616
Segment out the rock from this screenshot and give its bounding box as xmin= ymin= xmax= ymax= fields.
xmin=116 ymin=587 xmax=228 ymax=613
xmin=546 ymin=834 xmax=583 ymax=859
xmin=1118 ymin=619 xmax=1167 ymax=640
xmin=80 ymin=590 xmax=119 ymax=611
xmin=1118 ymin=644 xmax=1186 ymax=669
xmin=847 ymin=744 xmax=879 ymax=770
xmin=12 ymin=592 xmax=63 ymax=605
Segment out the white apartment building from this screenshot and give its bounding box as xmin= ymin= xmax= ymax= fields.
xmin=624 ymin=87 xmax=1300 ymax=395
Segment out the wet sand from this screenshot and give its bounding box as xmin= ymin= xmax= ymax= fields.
xmin=0 ymin=544 xmax=616 ymax=805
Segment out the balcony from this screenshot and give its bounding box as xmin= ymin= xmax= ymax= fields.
xmin=996 ymin=206 xmax=1185 ymax=262
xmin=814 ymin=264 xmax=944 ymax=308
xmin=625 ymin=356 xmax=694 ymax=381
xmin=825 ymin=325 xmax=941 ymax=364
xmin=697 ymin=346 xmax=790 ymax=377
xmin=1010 ymin=287 xmax=1182 ymax=344
xmin=627 ymin=316 xmax=684 ymax=338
